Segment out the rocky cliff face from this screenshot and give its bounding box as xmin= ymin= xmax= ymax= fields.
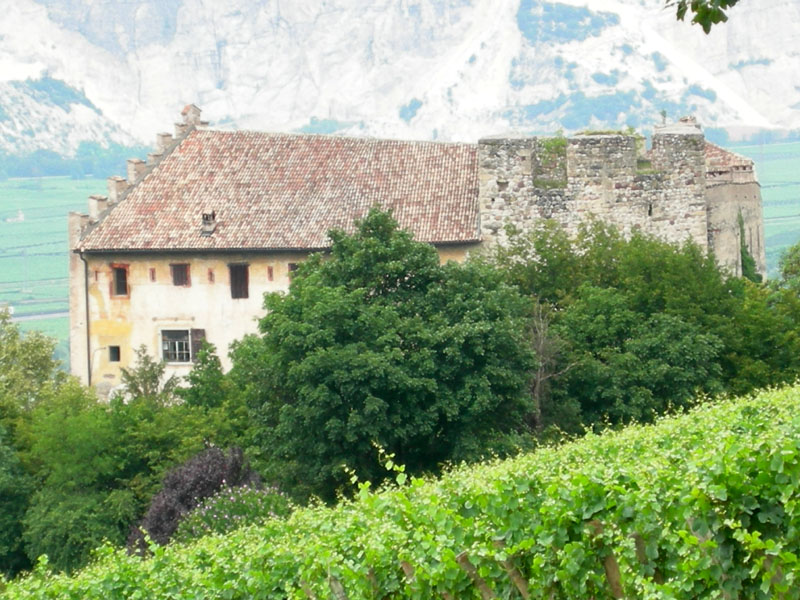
xmin=1 ymin=0 xmax=798 ymax=155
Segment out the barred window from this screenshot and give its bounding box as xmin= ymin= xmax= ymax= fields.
xmin=162 ymin=330 xmax=191 ymax=362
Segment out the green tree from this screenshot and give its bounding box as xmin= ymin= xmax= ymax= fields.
xmin=0 ymin=311 xmax=65 ymax=441
xmin=0 ymin=425 xmax=32 ymax=577
xmin=671 ymin=0 xmax=740 ymax=33
xmin=552 ymin=285 xmax=723 ymax=428
xmin=233 ymin=208 xmax=535 ymax=501
xmin=118 ymin=346 xmax=179 ymax=404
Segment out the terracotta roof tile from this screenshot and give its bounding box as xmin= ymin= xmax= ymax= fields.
xmin=79 ymin=130 xmax=480 ymax=252
xmin=705 ymin=141 xmax=753 ymax=171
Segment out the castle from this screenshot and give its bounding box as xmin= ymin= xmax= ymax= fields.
xmin=68 ymin=106 xmax=765 ymax=395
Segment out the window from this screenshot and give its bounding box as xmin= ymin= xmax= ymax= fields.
xmin=162 ymin=330 xmax=191 ymax=362
xmin=149 ymin=268 xmax=156 ymax=282
xmin=161 ymin=329 xmax=206 ymax=363
xmin=208 ymin=268 xmax=215 ymax=283
xmin=111 ymin=265 xmax=128 ymax=296
xmin=288 ymin=262 xmax=299 ymax=281
xmin=267 ymin=265 xmax=274 ymax=281
xmin=109 ymin=346 xmax=121 ymax=362
xmin=171 ymin=263 xmax=190 ymax=286
xmin=229 ymin=264 xmax=249 ymax=299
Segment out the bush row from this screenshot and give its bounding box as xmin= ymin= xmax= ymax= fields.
xmin=4 ymin=385 xmax=800 ymax=599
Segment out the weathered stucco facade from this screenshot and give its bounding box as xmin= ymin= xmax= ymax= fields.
xmin=69 ymin=107 xmax=765 ymax=394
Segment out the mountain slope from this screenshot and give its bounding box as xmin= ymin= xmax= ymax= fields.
xmin=1 ymin=0 xmax=798 ymax=154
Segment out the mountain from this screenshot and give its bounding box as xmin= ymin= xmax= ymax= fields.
xmin=1 ymin=0 xmax=798 ymax=156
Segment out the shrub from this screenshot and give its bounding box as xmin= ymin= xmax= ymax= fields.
xmin=128 ymin=446 xmax=257 ymax=550
xmin=173 ymin=484 xmax=291 ymax=543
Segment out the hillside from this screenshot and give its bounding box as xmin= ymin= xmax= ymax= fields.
xmin=4 ymin=384 xmax=799 ymax=598
xmin=1 ymin=0 xmax=799 ymax=156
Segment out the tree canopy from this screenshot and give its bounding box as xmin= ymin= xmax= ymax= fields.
xmin=232 ymin=208 xmax=536 ymax=501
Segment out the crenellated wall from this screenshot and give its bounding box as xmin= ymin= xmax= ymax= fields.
xmin=478 ymin=122 xmax=762 ymax=276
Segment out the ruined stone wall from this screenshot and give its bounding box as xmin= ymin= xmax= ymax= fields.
xmin=479 ymin=130 xmax=709 ymax=255
xmin=706 ymin=181 xmax=766 ymax=276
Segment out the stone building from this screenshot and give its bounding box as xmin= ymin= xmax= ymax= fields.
xmin=69 ymin=107 xmax=765 ymax=394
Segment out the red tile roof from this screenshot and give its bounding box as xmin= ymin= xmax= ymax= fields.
xmin=705 ymin=141 xmax=753 ymax=172
xmin=79 ymin=130 xmax=480 ymax=252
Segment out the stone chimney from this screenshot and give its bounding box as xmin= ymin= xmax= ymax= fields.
xmin=88 ymin=195 xmax=109 ymax=220
xmin=181 ymin=104 xmax=202 ymax=125
xmin=174 ymin=122 xmax=190 ymax=138
xmin=126 ymin=158 xmax=146 ymax=184
xmin=107 ymin=176 xmax=128 ymax=203
xmin=156 ymin=132 xmax=174 ymax=153
xmin=147 ymin=151 xmax=163 ymax=165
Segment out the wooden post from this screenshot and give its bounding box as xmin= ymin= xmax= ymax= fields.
xmin=632 ymin=532 xmax=663 ymax=584
xmin=328 ymin=576 xmax=348 ymax=600
xmin=456 ymin=551 xmax=497 ymax=600
xmin=589 ymin=520 xmax=624 ymax=599
xmin=300 ymin=581 xmax=317 ymax=599
xmin=492 ymin=539 xmax=530 ymax=599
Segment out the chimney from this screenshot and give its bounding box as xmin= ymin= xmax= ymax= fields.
xmin=175 ymin=122 xmax=190 ymax=138
xmin=107 ymin=176 xmax=128 ymax=203
xmin=88 ymin=195 xmax=109 ymax=220
xmin=156 ymin=132 xmax=173 ymax=153
xmin=201 ymin=210 xmax=217 ymax=236
xmin=147 ymin=151 xmax=163 ymax=165
xmin=181 ymin=104 xmax=202 ymax=125
xmin=126 ymin=158 xmax=146 ymax=184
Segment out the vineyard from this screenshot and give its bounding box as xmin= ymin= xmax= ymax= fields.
xmin=3 ymin=385 xmax=799 ymax=599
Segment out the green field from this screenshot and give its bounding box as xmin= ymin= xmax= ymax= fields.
xmin=0 ymin=141 xmax=798 ymax=362
xmin=0 ymin=177 xmax=105 ymax=367
xmin=730 ymin=140 xmax=800 ymax=277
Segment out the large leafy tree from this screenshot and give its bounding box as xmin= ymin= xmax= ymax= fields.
xmin=233 ymin=208 xmax=535 ymax=501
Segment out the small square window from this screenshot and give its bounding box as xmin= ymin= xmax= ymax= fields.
xmin=171 ymin=264 xmax=190 ymax=286
xmin=111 ymin=265 xmax=128 ymax=296
xmin=109 ymin=346 xmax=121 ymax=362
xmin=229 ymin=264 xmax=249 ymax=299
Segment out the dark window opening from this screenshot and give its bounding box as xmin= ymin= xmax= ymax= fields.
xmin=267 ymin=265 xmax=274 ymax=281
xmin=288 ymin=262 xmax=299 ymax=281
xmin=162 ymin=330 xmax=191 ymax=362
xmin=171 ymin=263 xmax=190 ymax=286
xmin=109 ymin=346 xmax=121 ymax=362
xmin=149 ymin=268 xmax=156 ymax=282
xmin=647 ymin=203 xmax=653 ymax=217
xmin=230 ymin=264 xmax=249 ymax=299
xmin=208 ymin=268 xmax=215 ymax=283
xmin=112 ymin=266 xmax=128 ymax=296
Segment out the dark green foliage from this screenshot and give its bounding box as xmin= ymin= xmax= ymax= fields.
xmin=778 ymin=239 xmax=800 ymax=291
xmin=233 ymin=208 xmax=535 ymax=501
xmin=739 ymin=212 xmax=762 ymax=283
xmin=672 ymin=0 xmax=740 ymax=33
xmin=178 ymin=342 xmax=228 ymax=408
xmin=494 ymin=221 xmax=800 ymax=433
xmin=0 ymin=426 xmax=31 ymax=577
xmin=130 ymin=447 xmax=258 ymax=548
